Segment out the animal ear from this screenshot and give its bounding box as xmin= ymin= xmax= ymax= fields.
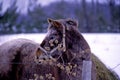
xmin=47 ymin=18 xmax=61 ymax=28
xmin=35 ymin=48 xmax=42 ymax=60
xmin=47 ymin=18 xmax=54 ymax=23
xmin=66 ymin=19 xmax=78 ymax=28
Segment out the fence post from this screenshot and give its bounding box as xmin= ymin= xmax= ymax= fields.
xmin=82 ymin=60 xmax=92 ymax=80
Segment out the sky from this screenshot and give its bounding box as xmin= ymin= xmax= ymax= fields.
xmin=1 ymin=0 xmax=57 ymax=14
xmin=1 ymin=0 xmax=119 ymax=14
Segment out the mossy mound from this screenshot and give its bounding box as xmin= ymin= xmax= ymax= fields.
xmin=92 ymin=54 xmax=120 ymax=80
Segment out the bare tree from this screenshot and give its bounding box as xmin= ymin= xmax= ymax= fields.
xmin=108 ymin=0 xmax=120 ymax=32
xmin=90 ymin=0 xmax=95 ymax=31
xmin=81 ymin=0 xmax=91 ymax=32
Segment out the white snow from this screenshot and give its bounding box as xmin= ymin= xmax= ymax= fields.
xmin=0 ymin=33 xmax=120 ymax=78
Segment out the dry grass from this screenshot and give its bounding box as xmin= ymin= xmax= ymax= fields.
xmin=92 ymin=53 xmax=120 ymax=80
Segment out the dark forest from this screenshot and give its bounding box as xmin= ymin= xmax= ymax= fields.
xmin=0 ymin=0 xmax=120 ymax=34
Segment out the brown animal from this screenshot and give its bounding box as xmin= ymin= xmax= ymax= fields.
xmin=0 ymin=38 xmax=63 ymax=80
xmin=0 ymin=19 xmax=118 ymax=80
xmin=0 ymin=38 xmax=42 ymax=80
xmin=40 ymin=18 xmax=95 ymax=80
xmin=40 ymin=18 xmax=119 ymax=80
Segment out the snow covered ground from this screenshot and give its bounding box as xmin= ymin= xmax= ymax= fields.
xmin=0 ymin=33 xmax=120 ymax=78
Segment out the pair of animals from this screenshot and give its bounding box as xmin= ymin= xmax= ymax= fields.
xmin=0 ymin=18 xmax=118 ymax=80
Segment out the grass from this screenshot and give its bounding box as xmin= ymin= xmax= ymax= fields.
xmin=92 ymin=53 xmax=120 ymax=80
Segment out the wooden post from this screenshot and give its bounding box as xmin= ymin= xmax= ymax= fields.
xmin=82 ymin=60 xmax=92 ymax=80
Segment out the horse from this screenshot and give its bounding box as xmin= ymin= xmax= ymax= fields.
xmin=39 ymin=18 xmax=95 ymax=80
xmin=0 ymin=38 xmax=42 ymax=80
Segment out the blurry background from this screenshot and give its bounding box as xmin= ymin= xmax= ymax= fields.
xmin=0 ymin=0 xmax=120 ymax=78
xmin=0 ymin=0 xmax=120 ymax=34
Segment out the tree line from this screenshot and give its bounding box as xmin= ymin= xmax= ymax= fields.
xmin=0 ymin=0 xmax=120 ymax=35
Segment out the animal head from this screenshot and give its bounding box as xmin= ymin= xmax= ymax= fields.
xmin=40 ymin=18 xmax=80 ymax=60
xmin=41 ymin=19 xmax=78 ymax=46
